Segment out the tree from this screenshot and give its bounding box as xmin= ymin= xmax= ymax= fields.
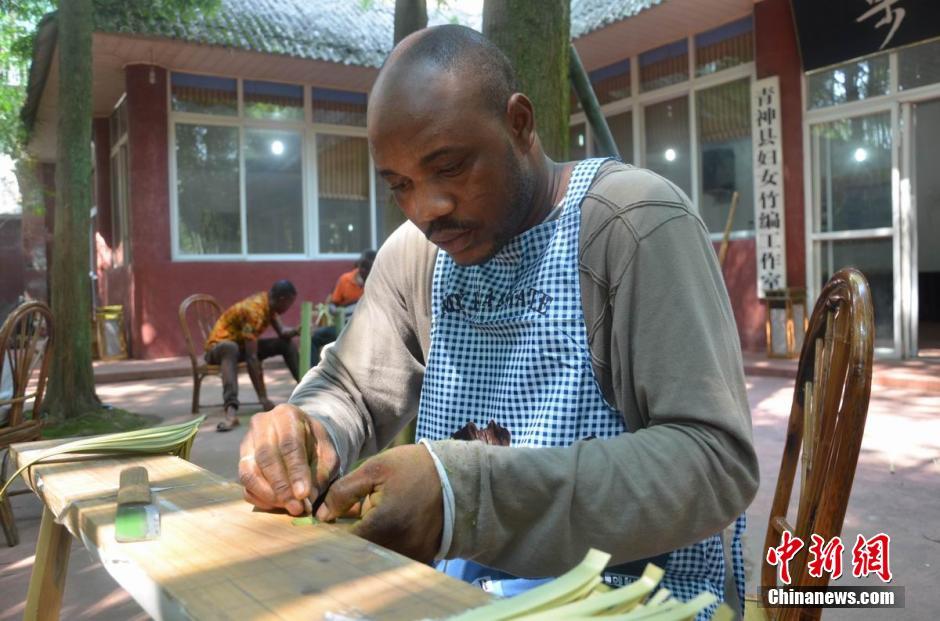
xmin=483 ymin=0 xmax=570 ymax=160
xmin=34 ymin=0 xmax=219 ymax=421
xmin=41 ymin=0 xmax=95 ymax=420
xmin=394 ymin=0 xmax=427 ymax=45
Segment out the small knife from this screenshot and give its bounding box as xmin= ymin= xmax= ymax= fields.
xmin=115 ymin=466 xmax=160 ymax=542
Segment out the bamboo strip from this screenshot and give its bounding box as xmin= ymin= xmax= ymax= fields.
xmin=299 ymin=301 xmax=312 ymax=377
xmin=0 ymin=417 xmax=204 ymax=499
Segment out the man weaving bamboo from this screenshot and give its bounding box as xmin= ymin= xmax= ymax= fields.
xmin=238 ymin=25 xmax=758 ymax=619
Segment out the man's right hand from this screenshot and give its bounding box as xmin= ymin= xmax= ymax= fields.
xmin=238 ymin=404 xmax=340 ymax=516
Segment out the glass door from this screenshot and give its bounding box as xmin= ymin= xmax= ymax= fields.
xmin=908 ymin=98 xmax=940 ymax=357
xmin=809 ymin=109 xmax=898 ymax=354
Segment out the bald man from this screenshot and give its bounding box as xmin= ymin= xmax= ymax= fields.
xmin=238 ymin=25 xmax=757 ymax=618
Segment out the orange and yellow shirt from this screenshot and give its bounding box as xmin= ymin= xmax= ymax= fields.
xmin=330 ymin=269 xmax=365 ymax=306
xmin=205 ymin=292 xmax=273 ymax=349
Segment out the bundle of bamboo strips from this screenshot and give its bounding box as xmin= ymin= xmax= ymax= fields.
xmin=0 ymin=417 xmax=205 ymax=499
xmin=447 ymin=548 xmax=733 ymax=621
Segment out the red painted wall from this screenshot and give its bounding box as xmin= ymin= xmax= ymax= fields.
xmin=123 ymin=64 xmax=350 ymax=359
xmin=754 ymin=0 xmax=806 ymax=289
xmin=716 ymin=238 xmax=764 ymax=352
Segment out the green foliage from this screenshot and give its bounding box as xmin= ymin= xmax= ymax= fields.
xmin=0 ymin=0 xmax=220 ymax=158
xmin=0 ymin=84 xmax=25 ymax=156
xmin=0 ymin=1 xmax=55 ymax=157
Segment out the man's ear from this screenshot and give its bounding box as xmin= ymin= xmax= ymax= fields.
xmin=506 ymin=93 xmax=536 ymax=152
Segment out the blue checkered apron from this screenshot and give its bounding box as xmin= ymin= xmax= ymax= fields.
xmin=417 ymin=159 xmax=746 ymax=619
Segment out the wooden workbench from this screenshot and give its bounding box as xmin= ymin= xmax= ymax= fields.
xmin=10 ymin=440 xmax=492 ymax=621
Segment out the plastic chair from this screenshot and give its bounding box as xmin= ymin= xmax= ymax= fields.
xmin=745 ymin=268 xmax=875 ymax=621
xmin=0 ymin=301 xmax=54 ymax=546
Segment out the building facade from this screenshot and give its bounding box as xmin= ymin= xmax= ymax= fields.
xmin=18 ymin=0 xmax=940 ymax=359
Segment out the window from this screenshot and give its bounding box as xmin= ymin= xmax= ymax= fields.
xmin=169 ymin=72 xmax=378 ymax=259
xmin=644 ymin=96 xmax=691 ymax=196
xmin=697 ymin=78 xmax=753 ymax=233
xmin=317 ymin=135 xmax=372 ymax=253
xmin=312 ymin=88 xmax=367 ymax=126
xmin=812 ymin=113 xmax=893 ymax=232
xmin=899 ymin=38 xmax=940 ymax=91
xmin=171 ymin=73 xmax=237 ymax=115
xmin=695 ymin=16 xmax=753 ymax=76
xmin=109 ymin=99 xmax=131 ymax=264
xmin=244 ymin=80 xmax=303 ymax=120
xmin=806 ymin=54 xmax=889 ymax=110
xmin=590 ymin=59 xmax=632 ymax=104
xmin=607 ymin=111 xmax=633 ymax=163
xmin=640 ymin=39 xmax=688 ymax=92
xmin=175 ymin=124 xmax=241 ymax=255
xmin=375 ymin=175 xmax=407 ymax=241
xmin=245 ymin=129 xmax=304 ymax=254
xmin=570 ymin=19 xmax=756 ymax=236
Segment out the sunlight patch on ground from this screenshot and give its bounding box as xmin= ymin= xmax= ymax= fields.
xmin=1 ymin=554 xmax=35 ymax=572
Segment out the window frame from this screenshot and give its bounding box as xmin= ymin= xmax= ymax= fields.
xmin=167 ymin=71 xmax=377 ymax=262
xmin=110 ymin=95 xmax=132 ymax=265
xmin=570 ymin=28 xmax=757 ymax=241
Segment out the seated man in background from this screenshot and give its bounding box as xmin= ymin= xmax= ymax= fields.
xmin=205 ymin=279 xmax=300 ymax=431
xmin=311 ymin=250 xmax=376 ymax=364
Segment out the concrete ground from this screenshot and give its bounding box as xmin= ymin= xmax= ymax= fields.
xmin=1 ymin=371 xmax=938 ymax=620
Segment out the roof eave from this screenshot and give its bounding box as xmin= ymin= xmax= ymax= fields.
xmin=20 ymin=13 xmax=58 ymax=138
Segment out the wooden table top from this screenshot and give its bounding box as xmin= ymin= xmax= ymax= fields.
xmin=10 ymin=440 xmax=492 ymax=621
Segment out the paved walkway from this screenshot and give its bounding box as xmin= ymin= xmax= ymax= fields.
xmin=1 ymin=371 xmax=938 ymax=619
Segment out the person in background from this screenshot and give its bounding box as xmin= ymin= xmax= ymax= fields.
xmin=205 ymin=280 xmax=300 ymax=432
xmin=310 ymin=250 xmax=376 ymax=365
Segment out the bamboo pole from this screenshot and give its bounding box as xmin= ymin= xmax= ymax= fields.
xmin=717 ymin=191 xmax=740 ymax=268
xmin=299 ymin=301 xmax=313 ymax=377
xmin=569 ymin=44 xmax=620 ymax=159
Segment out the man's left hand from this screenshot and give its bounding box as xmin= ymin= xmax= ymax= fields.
xmin=315 ymin=445 xmax=443 ymax=564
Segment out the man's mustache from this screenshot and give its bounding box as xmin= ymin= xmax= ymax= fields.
xmin=423 ymin=218 xmax=477 ymax=240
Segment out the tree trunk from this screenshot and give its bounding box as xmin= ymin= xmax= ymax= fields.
xmin=483 ymin=0 xmax=570 ymax=160
xmin=43 ymin=0 xmax=98 ymax=420
xmin=394 ymin=0 xmax=427 ymax=45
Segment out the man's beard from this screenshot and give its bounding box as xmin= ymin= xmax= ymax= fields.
xmin=475 ymin=145 xmax=536 ymax=264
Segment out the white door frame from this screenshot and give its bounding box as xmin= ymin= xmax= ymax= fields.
xmin=899 ymin=87 xmax=940 ymax=357
xmin=804 ymin=101 xmax=900 ymax=358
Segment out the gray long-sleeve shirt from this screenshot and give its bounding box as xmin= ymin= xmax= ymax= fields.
xmin=290 ymin=161 xmax=759 ymax=578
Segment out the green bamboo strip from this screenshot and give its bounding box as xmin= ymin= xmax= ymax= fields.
xmin=447 ymin=549 xmax=611 ymax=621
xmin=645 ymin=588 xmax=673 ymax=607
xmin=299 ymin=301 xmax=313 ymax=377
xmin=0 ymin=417 xmax=205 ymax=499
xmin=710 ymin=604 xmax=735 ymax=621
xmin=517 ymin=563 xmax=664 ymax=620
xmin=611 ymin=592 xmax=717 ymax=620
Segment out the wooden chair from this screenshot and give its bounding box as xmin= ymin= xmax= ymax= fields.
xmin=178 ymin=294 xmax=258 ymax=415
xmin=0 ymin=301 xmax=54 ymax=546
xmin=746 ymin=268 xmax=875 ymax=621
